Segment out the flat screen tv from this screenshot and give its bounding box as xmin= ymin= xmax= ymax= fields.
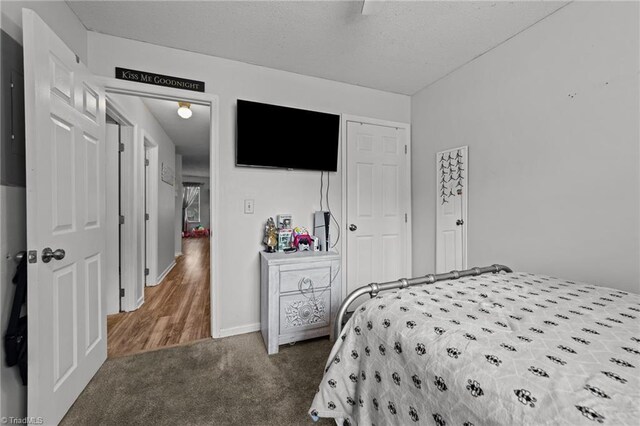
xmin=236 ymin=100 xmax=340 ymax=172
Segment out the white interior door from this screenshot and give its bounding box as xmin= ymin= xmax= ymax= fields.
xmin=23 ymin=9 xmax=107 ymax=424
xmin=142 ymin=139 xmax=158 ymax=287
xmin=346 ymin=121 xmax=410 ymax=301
xmin=435 ymin=146 xmax=468 ymax=273
xmin=105 ymin=122 xmax=120 ymax=314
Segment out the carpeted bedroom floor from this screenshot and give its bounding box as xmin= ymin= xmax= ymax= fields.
xmin=61 ymin=332 xmax=335 ymax=425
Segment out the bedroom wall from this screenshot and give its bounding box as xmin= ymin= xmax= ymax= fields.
xmin=411 ymin=1 xmax=639 ymax=293
xmin=0 ymin=2 xmax=88 ymax=421
xmin=87 ymin=32 xmax=411 ymax=335
xmin=0 ymin=1 xmax=87 ymax=64
xmin=108 ymin=94 xmax=177 ymax=284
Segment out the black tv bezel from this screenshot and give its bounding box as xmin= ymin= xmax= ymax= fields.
xmin=235 ymin=99 xmax=340 ymax=172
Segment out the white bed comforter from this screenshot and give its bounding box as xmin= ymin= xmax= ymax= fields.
xmin=309 ymin=272 xmax=640 ymax=425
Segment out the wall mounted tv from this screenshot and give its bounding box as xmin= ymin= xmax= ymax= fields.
xmin=236 ymin=100 xmax=340 ymax=172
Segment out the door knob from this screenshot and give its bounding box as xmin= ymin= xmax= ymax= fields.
xmin=42 ymin=247 xmax=66 ymax=263
xmin=349 ymin=224 xmax=358 ymax=232
xmin=456 ymin=219 xmax=464 ymax=226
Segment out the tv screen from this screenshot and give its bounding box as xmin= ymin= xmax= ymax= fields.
xmin=236 ymin=100 xmax=340 ymax=172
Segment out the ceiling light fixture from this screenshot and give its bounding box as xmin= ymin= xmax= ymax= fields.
xmin=177 ymin=102 xmax=192 ymax=119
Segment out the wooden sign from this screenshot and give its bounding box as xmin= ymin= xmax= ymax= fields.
xmin=115 ymin=67 xmax=205 ymax=92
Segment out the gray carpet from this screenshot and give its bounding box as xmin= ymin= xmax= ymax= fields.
xmin=62 ymin=332 xmax=335 ymax=425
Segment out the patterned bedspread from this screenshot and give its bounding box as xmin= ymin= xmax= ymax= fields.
xmin=309 ymin=272 xmax=640 ymax=425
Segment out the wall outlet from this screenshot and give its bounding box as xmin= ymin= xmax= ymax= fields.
xmin=244 ymin=199 xmax=254 ymax=214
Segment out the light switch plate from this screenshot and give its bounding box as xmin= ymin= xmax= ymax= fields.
xmin=244 ymin=199 xmax=254 ymax=214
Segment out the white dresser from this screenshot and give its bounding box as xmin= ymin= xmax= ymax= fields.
xmin=260 ymin=251 xmax=341 ymax=355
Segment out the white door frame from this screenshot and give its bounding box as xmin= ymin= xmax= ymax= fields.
xmin=96 ymin=76 xmax=221 ymax=338
xmin=340 ymin=114 xmax=412 ymax=301
xmin=142 ymin=133 xmax=159 ymax=286
xmin=105 ymin=95 xmax=142 ymax=312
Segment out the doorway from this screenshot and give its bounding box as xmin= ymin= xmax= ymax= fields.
xmin=341 ymin=116 xmax=412 ymax=306
xmin=104 ymin=94 xmax=213 ymax=358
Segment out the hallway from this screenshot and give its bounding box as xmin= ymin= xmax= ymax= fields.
xmin=107 ymin=238 xmax=211 ymax=358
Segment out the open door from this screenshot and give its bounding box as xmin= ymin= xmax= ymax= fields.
xmin=23 ymin=9 xmax=107 ymax=424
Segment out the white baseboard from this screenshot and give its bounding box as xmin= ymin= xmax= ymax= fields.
xmin=156 ymin=260 xmax=176 ymax=284
xmin=219 ymin=322 xmax=261 ymax=338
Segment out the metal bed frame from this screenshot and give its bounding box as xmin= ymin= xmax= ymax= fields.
xmin=334 ymin=264 xmax=513 ymax=338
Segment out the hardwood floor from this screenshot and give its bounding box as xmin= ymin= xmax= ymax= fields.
xmin=107 ymin=237 xmax=211 ymax=358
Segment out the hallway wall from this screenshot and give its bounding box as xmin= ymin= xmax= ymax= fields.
xmin=175 ymin=154 xmax=183 ymax=256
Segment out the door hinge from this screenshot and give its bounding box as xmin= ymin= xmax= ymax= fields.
xmin=28 ymin=250 xmax=38 ymax=264
xmin=120 ymin=288 xmax=125 ymax=297
xmin=119 ymin=215 xmax=125 ymax=225
xmin=145 ymin=213 xmax=149 ymax=221
xmin=145 ymin=159 xmax=150 ymax=166
xmin=405 ymin=145 xmax=407 ymax=154
xmin=405 ymin=213 xmax=408 ymax=223
xmin=119 ymin=143 xmax=125 ymax=152
xmin=144 ymin=268 xmax=150 ymax=276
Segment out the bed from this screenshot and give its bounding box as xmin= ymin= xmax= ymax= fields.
xmin=309 ymin=267 xmax=639 ymax=425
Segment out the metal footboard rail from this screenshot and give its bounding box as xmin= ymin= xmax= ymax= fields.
xmin=334 ymin=264 xmax=513 ymax=338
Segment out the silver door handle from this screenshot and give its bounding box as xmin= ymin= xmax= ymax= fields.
xmin=349 ymin=224 xmax=357 ymax=232
xmin=42 ymin=247 xmax=65 ymax=263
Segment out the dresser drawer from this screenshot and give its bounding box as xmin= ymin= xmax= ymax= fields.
xmin=279 ymin=264 xmax=332 ymax=293
xmin=279 ymin=290 xmax=331 ymax=335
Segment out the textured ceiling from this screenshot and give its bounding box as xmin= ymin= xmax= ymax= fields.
xmin=141 ymin=97 xmax=210 ymax=165
xmin=68 ymin=1 xmax=568 ymax=95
